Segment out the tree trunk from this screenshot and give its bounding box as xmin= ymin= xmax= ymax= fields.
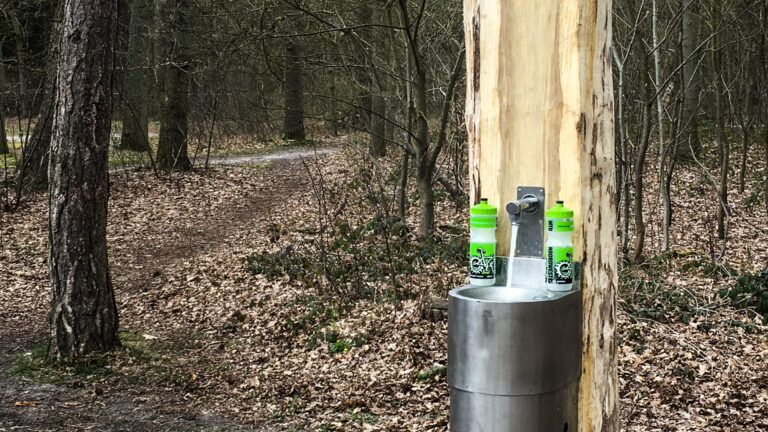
xmin=764 ymin=119 xmax=768 ymax=215
xmin=678 ymin=0 xmax=700 ymax=160
xmin=119 ymin=0 xmax=152 ymax=151
xmin=369 ymin=94 xmax=387 ymax=157
xmin=411 ymin=63 xmax=432 ymax=237
xmin=464 ymin=1 xmax=618 ymax=428
xmin=712 ymin=8 xmax=729 ymax=239
xmin=652 ymin=0 xmax=670 ymax=252
xmin=631 ymin=41 xmax=653 ymax=262
xmin=283 ymin=39 xmax=305 ymax=140
xmin=738 ymin=124 xmax=749 ymax=194
xmin=397 ymin=148 xmax=409 ymax=221
xmin=0 ymin=43 xmax=7 ymax=155
xmin=355 ymin=3 xmax=373 ymax=130
xmin=49 ymin=0 xmax=120 ymax=360
xmin=283 ymin=2 xmax=305 ymax=141
xmin=631 ymin=102 xmax=652 ymax=262
xmin=157 ymin=0 xmax=191 ymax=170
xmin=115 ymin=0 xmax=132 ymax=97
xmin=13 ymin=11 xmax=62 ymax=198
xmin=415 ymin=159 xmax=434 ymax=238
xmin=368 ymin=3 xmax=387 ymax=158
xmin=329 ymin=60 xmax=338 ymax=136
xmin=8 ymin=7 xmax=28 ymax=119
xmin=762 ymin=2 xmax=768 ymax=215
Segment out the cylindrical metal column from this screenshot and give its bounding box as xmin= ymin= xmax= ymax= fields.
xmin=448 ymin=266 xmax=582 ymax=431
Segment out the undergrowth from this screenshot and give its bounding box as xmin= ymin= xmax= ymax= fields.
xmin=9 ymin=330 xmax=158 ymax=384
xmin=245 ymin=150 xmax=466 ymax=304
xmin=619 ymin=250 xmax=768 ymax=337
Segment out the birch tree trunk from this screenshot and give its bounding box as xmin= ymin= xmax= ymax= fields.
xmin=49 ymin=0 xmax=120 ymax=360
xmin=464 ymin=0 xmax=618 ymax=429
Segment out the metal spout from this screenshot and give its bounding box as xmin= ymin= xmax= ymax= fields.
xmin=506 ymin=195 xmax=540 ymax=225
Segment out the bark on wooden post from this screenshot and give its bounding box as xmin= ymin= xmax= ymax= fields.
xmin=463 ymin=1 xmax=619 ymax=430
xmin=49 ymin=0 xmax=120 ymax=359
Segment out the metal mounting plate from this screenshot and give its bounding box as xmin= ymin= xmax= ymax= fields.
xmin=515 ymin=186 xmax=545 ymax=258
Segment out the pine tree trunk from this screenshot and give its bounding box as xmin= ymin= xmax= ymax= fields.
xmin=157 ymin=0 xmax=191 ymax=170
xmin=49 ymin=0 xmax=120 ymax=360
xmin=119 ymin=0 xmax=152 ymax=151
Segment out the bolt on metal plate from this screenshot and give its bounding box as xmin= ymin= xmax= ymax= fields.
xmin=515 ymin=186 xmax=545 ymax=258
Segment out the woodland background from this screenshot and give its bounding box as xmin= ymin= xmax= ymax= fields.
xmin=1 ymin=0 xmax=767 ymax=431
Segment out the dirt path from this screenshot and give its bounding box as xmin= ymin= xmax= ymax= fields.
xmin=0 ymin=145 xmax=338 ymax=432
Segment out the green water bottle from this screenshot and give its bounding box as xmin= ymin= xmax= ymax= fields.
xmin=545 ymin=201 xmax=574 ymax=291
xmin=469 ymin=198 xmax=497 ymax=286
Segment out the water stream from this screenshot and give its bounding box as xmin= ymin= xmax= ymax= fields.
xmin=505 ymin=224 xmax=519 ymax=288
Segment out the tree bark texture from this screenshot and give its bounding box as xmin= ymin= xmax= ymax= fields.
xmin=49 ymin=0 xmax=120 ymax=360
xmin=464 ymin=0 xmax=619 ymax=430
xmin=157 ymin=0 xmax=191 ymax=170
xmin=119 ymin=0 xmax=153 ymax=151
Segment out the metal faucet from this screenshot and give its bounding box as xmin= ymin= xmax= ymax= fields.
xmin=504 ymin=187 xmax=545 ymax=258
xmin=506 ymin=195 xmax=541 ymax=225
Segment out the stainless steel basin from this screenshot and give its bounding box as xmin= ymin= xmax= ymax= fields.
xmin=448 ymin=257 xmax=581 ymax=432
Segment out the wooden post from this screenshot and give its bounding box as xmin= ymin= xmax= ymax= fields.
xmin=464 ymin=1 xmax=619 ymax=431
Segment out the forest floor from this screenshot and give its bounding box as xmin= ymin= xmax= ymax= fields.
xmin=1 ymin=137 xmax=768 ymax=431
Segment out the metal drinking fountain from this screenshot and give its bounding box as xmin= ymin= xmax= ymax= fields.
xmin=448 ymin=187 xmax=582 ymax=431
